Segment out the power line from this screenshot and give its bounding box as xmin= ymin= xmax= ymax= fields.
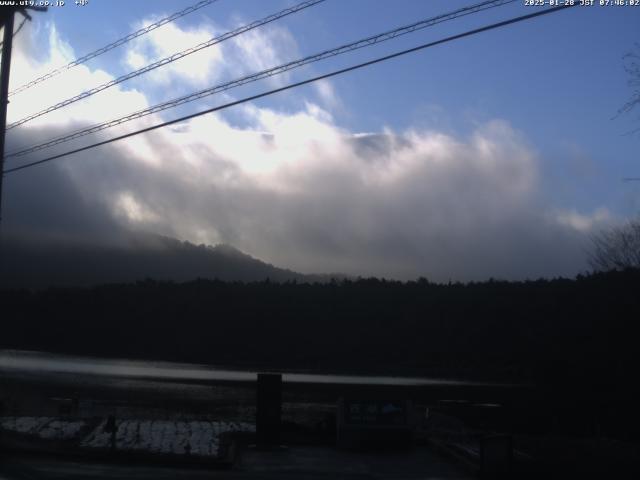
xmin=6 ymin=0 xmax=516 ymax=159
xmin=8 ymin=0 xmax=221 ymax=97
xmin=3 ymin=5 xmax=577 ymax=176
xmin=6 ymin=0 xmax=325 ymax=130
xmin=13 ymin=16 xmax=27 ymax=37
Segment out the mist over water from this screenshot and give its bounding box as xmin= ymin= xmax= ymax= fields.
xmin=0 ymin=350 xmax=503 ymax=387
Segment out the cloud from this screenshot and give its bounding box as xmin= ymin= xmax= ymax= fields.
xmin=553 ymin=208 xmax=612 ymax=233
xmin=314 ymin=79 xmax=341 ymax=110
xmin=124 ymin=16 xmax=225 ymax=88
xmin=228 ymin=25 xmax=299 ymax=82
xmin=1 ymin=19 xmax=616 ymax=282
xmin=8 ymin=24 xmax=150 ymax=131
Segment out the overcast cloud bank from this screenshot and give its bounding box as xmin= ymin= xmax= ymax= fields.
xmin=1 ymin=15 xmax=615 ymax=282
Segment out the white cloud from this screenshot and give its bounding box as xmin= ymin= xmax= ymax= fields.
xmin=115 ymin=192 xmax=161 ymax=224
xmin=230 ymin=26 xmax=298 ymax=77
xmin=314 ymin=79 xmax=340 ymax=109
xmin=1 ymin=20 xmax=616 ymax=282
xmin=8 ymin=24 xmax=149 ymax=131
xmin=553 ymin=207 xmax=612 ymax=232
xmin=124 ymin=17 xmax=224 ymax=87
xmin=48 ymin=110 xmax=592 ymax=280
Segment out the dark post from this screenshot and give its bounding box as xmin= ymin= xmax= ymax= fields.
xmin=0 ymin=10 xmax=15 ymax=226
xmin=256 ymin=373 xmax=282 ymax=447
xmin=0 ymin=6 xmax=46 ymax=226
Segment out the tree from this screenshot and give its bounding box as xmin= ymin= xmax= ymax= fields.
xmin=618 ymin=43 xmax=640 ymax=134
xmin=589 ymin=217 xmax=640 ymax=271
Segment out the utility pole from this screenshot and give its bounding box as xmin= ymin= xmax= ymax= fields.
xmin=0 ymin=6 xmax=46 ymax=227
xmin=0 ymin=9 xmax=15 ymax=227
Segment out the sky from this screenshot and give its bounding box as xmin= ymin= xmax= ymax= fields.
xmin=1 ymin=0 xmax=639 ymax=281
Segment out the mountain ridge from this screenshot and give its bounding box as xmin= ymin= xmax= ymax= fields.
xmin=0 ymin=231 xmax=347 ymax=289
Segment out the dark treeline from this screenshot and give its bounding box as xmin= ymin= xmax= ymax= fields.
xmin=2 ymin=269 xmax=639 ymax=390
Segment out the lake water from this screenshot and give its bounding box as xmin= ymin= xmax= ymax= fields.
xmin=0 ymin=349 xmax=501 ymax=387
